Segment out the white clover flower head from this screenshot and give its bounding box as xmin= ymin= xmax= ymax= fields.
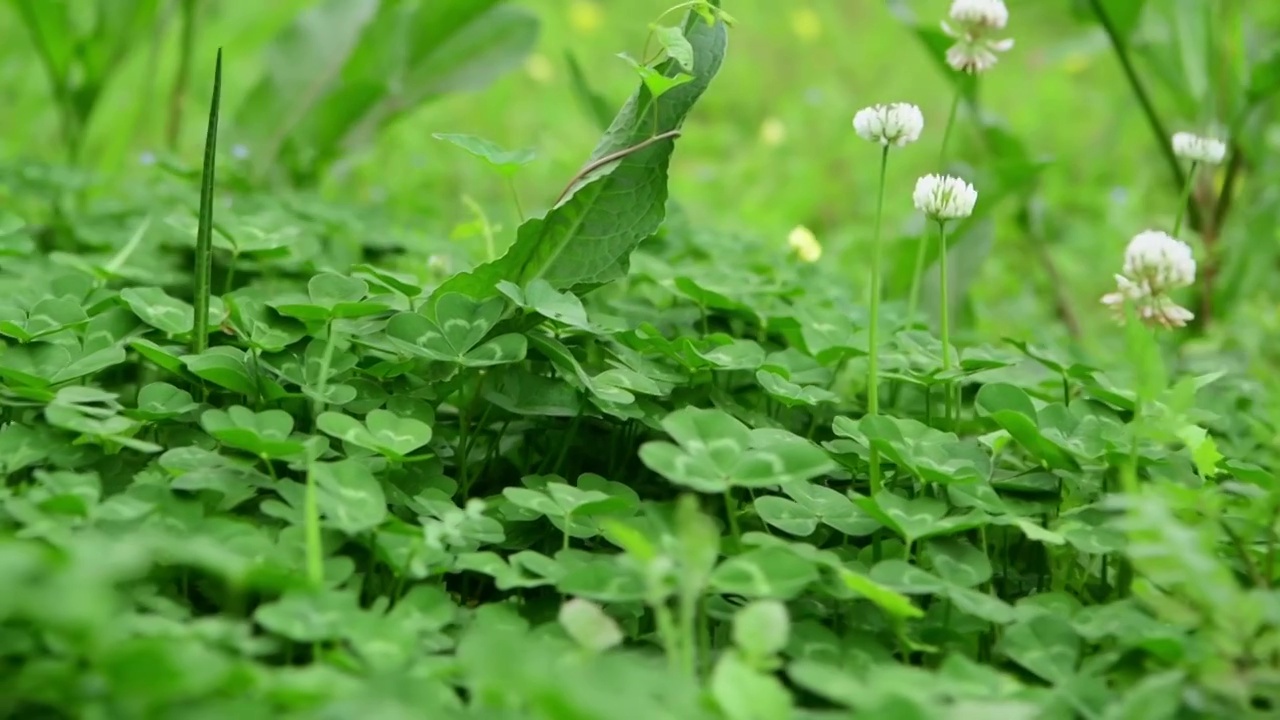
xmin=945 ymin=37 xmax=1015 ymax=74
xmin=942 ymin=0 xmax=1014 ymax=74
xmin=947 ymin=0 xmax=1009 ymax=30
xmin=1171 ymin=132 xmax=1227 ymax=165
xmin=787 ymin=225 xmax=822 ymax=263
xmin=913 ymin=174 xmax=978 ymax=220
xmin=1100 ymin=230 xmax=1197 ymax=329
xmin=853 ymin=103 xmax=925 ymax=147
xmin=1123 ymin=230 xmax=1197 ymax=293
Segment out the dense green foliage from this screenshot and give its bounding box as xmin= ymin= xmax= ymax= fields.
xmin=2 ymin=1 xmax=1280 ymax=718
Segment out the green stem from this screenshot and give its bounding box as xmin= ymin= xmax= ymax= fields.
xmin=1087 ymin=0 xmax=1197 ymax=231
xmin=168 ymin=0 xmax=199 ymax=150
xmin=906 ymin=88 xmax=963 ymax=324
xmin=310 ymin=321 xmax=340 ymax=421
xmin=304 ymin=461 xmax=324 ymax=588
xmin=723 ymin=492 xmax=741 ymax=547
xmin=937 ymin=221 xmax=954 ymax=425
xmin=678 ymin=591 xmax=698 ymax=679
xmin=868 ymin=145 xmax=890 ymax=495
xmin=937 ymin=88 xmax=962 ymax=169
xmin=1172 ymin=161 xmax=1199 ymax=238
xmin=654 ymin=601 xmax=682 ymax=674
xmin=507 ymin=176 xmax=525 ymax=223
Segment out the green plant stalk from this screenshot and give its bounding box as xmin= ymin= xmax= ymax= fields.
xmin=653 ymin=600 xmax=683 ymax=674
xmin=1172 ymin=161 xmax=1199 ymax=238
xmin=867 ymin=145 xmax=890 ymax=495
xmin=723 ymin=492 xmax=741 ymax=548
xmin=1087 ymin=0 xmax=1198 ymax=232
xmin=937 ymin=220 xmax=954 ymax=424
xmin=906 ymin=88 xmax=962 ymax=323
xmin=168 ymin=0 xmax=199 ymax=150
xmin=14 ymin=1 xmax=81 ymax=161
xmin=507 ymin=176 xmax=525 ymax=223
xmin=304 ymin=461 xmax=324 ymax=588
xmin=310 ymin=321 xmax=340 ymax=420
xmin=677 ymin=589 xmax=698 ymax=679
xmin=192 ymin=49 xmax=223 ymax=356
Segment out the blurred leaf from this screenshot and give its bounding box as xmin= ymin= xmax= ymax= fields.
xmin=236 ymin=0 xmax=539 ymax=181
xmin=565 ymin=50 xmax=615 ymax=130
xmin=433 ymin=133 xmax=536 ymax=177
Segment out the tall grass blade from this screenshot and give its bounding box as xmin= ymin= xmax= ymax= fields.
xmin=192 ymin=47 xmax=222 ymax=355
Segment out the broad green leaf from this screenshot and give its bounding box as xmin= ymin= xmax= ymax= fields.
xmin=839 ymin=568 xmax=924 ymax=619
xmin=558 ymin=598 xmax=623 ymax=652
xmin=975 ymin=384 xmax=1077 ymax=469
xmin=254 ymin=590 xmax=360 ymax=642
xmin=998 ymin=614 xmax=1081 ymax=684
xmin=565 ymin=50 xmax=613 ymax=130
xmin=182 ymin=347 xmax=258 ymax=397
xmin=640 ymin=407 xmax=834 ymax=493
xmin=430 ymin=9 xmax=727 ymax=303
xmin=783 ymin=482 xmax=880 ymax=536
xmin=754 ymin=496 xmax=819 ymax=537
xmin=925 ymin=538 xmax=992 ymax=588
xmin=313 ymin=459 xmax=388 ymax=534
xmin=618 ymin=52 xmax=695 ymax=98
xmin=710 ymin=547 xmax=819 ymax=599
xmin=201 ymin=406 xmax=303 ymax=459
xmin=232 ymin=0 xmax=381 ymax=176
xmin=733 ymin=600 xmax=790 ymax=660
xmin=653 ymin=25 xmax=695 ymax=71
xmin=245 ymin=0 xmax=538 ymax=180
xmin=133 ymin=382 xmax=199 ymax=421
xmin=433 ymin=133 xmax=536 ymax=176
xmin=711 ymin=651 xmax=794 ymax=720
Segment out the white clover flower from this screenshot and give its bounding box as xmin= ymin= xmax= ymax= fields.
xmin=946 ymin=0 xmax=1009 ymax=31
xmin=787 ymin=225 xmax=822 ymax=263
xmin=853 ymin=103 xmax=925 ymax=147
xmin=913 ymin=174 xmax=978 ymax=220
xmin=945 ymin=38 xmax=1015 ymax=74
xmin=942 ymin=0 xmax=1014 ymax=74
xmin=1171 ymin=132 xmax=1227 ymax=165
xmin=1123 ymin=230 xmax=1197 ymax=293
xmin=1100 ymin=230 xmax=1197 ymax=329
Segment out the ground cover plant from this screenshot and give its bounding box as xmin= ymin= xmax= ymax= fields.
xmin=2 ymin=0 xmax=1280 ymax=718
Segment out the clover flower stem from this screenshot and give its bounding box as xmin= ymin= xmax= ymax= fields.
xmin=507 ymin=176 xmax=525 ymax=223
xmin=937 ymin=220 xmax=954 ymax=426
xmin=905 ymin=90 xmax=962 ymax=326
xmin=938 ymin=87 xmax=963 ymax=170
xmin=906 ymin=238 xmax=928 ymax=326
xmin=310 ymin=320 xmax=340 ymax=421
xmin=678 ymin=592 xmax=698 ymax=678
xmin=868 ymin=146 xmax=890 ymax=496
xmin=653 ymin=600 xmax=683 ymax=675
xmin=1171 ymin=161 xmax=1199 ymax=238
xmin=303 ymin=461 xmax=324 ymax=589
xmin=723 ymin=492 xmax=741 ymax=547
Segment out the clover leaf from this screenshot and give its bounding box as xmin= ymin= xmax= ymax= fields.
xmin=640 ymin=407 xmax=835 ymax=493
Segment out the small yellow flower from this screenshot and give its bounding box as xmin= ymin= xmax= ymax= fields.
xmin=759 ymin=117 xmax=787 ymax=147
xmin=788 ymin=226 xmax=822 ymax=263
xmin=525 ymin=53 xmax=554 ymax=84
xmin=791 ymin=8 xmax=822 ymax=43
xmin=569 ymin=0 xmax=604 ymax=34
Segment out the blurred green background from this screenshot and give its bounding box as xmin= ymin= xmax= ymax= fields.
xmin=1 ymin=0 xmax=1276 ymax=346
